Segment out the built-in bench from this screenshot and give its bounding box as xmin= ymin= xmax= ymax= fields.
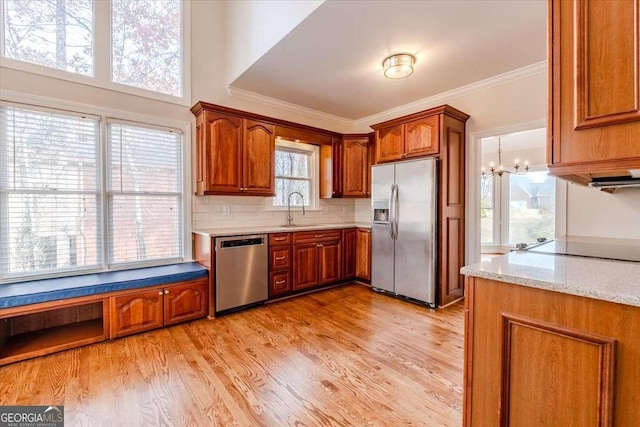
xmin=0 ymin=263 xmax=209 ymax=365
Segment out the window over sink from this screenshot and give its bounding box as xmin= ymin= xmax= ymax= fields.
xmin=271 ymin=139 xmax=319 ymax=210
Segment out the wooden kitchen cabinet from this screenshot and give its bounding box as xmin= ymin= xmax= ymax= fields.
xmin=320 ymin=138 xmax=343 ymax=198
xmin=548 ymin=0 xmax=640 ymax=184
xmin=464 ymin=277 xmax=640 ymax=426
xmin=110 ymin=278 xmax=207 ymax=338
xmin=355 ymin=227 xmax=371 ymax=281
xmin=268 ymin=232 xmax=293 ymax=298
xmin=374 ymin=115 xmax=439 ymax=164
xmin=292 ymin=229 xmax=343 ymax=291
xmin=342 ymin=228 xmax=356 ymax=280
xmin=342 ymin=135 xmax=371 ymax=197
xmin=192 ymin=105 xmax=275 ymax=196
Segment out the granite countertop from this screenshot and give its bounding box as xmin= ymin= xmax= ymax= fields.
xmin=193 ymin=223 xmax=371 ymax=237
xmin=461 ymin=250 xmax=640 ymax=308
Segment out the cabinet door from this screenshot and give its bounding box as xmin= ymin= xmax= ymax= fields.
xmin=243 ymin=119 xmax=275 ymax=195
xmin=293 ymin=243 xmax=319 ymax=291
xmin=342 ymin=228 xmax=356 ymax=280
xmin=404 ymin=115 xmax=439 ymax=158
xmin=204 ymin=113 xmax=243 ymax=194
xmin=549 ymin=0 xmax=640 ymax=178
xmin=269 ymin=270 xmax=292 ymax=298
xmin=318 ymin=240 xmax=342 ymax=285
xmin=375 ymin=125 xmax=404 ymax=163
xmin=164 ymin=280 xmax=208 ymax=326
xmin=110 ymin=288 xmax=164 ymax=338
xmin=343 ymin=137 xmax=369 ymax=197
xmin=355 ymin=228 xmax=371 ymax=281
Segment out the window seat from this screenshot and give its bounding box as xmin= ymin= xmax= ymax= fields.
xmin=0 ymin=262 xmax=208 ymax=309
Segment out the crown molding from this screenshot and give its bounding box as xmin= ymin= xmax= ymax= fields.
xmin=227 ymin=61 xmax=547 ymax=132
xmin=226 ymin=86 xmax=355 ymax=130
xmin=355 ymin=60 xmax=548 ymax=128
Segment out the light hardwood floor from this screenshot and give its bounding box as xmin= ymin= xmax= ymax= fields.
xmin=0 ymin=284 xmax=464 ymax=426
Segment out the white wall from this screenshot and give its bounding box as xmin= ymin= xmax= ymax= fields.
xmin=565 ymin=186 xmax=640 ymax=239
xmin=224 ymin=0 xmax=324 ymax=85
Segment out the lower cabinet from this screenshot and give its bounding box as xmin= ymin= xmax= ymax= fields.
xmin=110 ymin=278 xmax=207 ymax=338
xmin=355 ymin=227 xmax=371 ymax=281
xmin=268 ymin=233 xmax=293 ymax=298
xmin=342 ymin=228 xmax=356 ymax=280
xmin=292 ymin=229 xmax=343 ymax=292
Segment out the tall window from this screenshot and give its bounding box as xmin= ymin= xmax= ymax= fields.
xmin=480 ymin=129 xmax=556 ymax=251
xmin=2 ymin=0 xmax=94 ymax=76
xmin=111 ymin=0 xmax=182 ymax=96
xmin=273 ymin=141 xmax=318 ymax=208
xmin=107 ymin=122 xmax=182 ymax=265
xmin=1 ymin=0 xmax=184 ymax=99
xmin=0 ymin=103 xmax=184 ymax=283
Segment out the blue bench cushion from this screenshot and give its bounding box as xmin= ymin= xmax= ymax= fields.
xmin=0 ymin=263 xmax=208 ymax=309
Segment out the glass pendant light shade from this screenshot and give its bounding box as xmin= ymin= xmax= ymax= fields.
xmin=383 ymin=54 xmax=416 ymax=79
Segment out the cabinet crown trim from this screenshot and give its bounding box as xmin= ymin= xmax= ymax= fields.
xmin=370 ymin=104 xmax=470 ymax=130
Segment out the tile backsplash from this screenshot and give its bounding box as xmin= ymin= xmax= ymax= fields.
xmin=192 ymin=196 xmax=358 ymax=230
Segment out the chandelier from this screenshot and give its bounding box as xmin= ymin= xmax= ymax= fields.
xmin=481 ymin=137 xmax=529 ymax=179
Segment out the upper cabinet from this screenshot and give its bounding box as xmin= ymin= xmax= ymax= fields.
xmin=342 ymin=135 xmax=372 ymax=197
xmin=193 ymin=107 xmax=274 ymax=196
xmin=548 ymin=0 xmax=640 ymax=184
xmin=374 ymin=115 xmax=439 ymax=163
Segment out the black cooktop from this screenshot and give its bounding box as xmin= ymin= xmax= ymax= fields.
xmin=528 ymin=239 xmax=640 ymax=263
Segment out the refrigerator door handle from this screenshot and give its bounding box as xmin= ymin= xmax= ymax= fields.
xmin=388 ymin=184 xmax=395 ymax=240
xmin=393 ymin=184 xmax=399 ymax=240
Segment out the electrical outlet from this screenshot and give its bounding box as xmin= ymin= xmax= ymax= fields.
xmin=223 ymin=205 xmax=230 ymax=216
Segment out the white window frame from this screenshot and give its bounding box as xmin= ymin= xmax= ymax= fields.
xmin=0 ymin=92 xmax=191 ymax=284
xmin=266 ymin=139 xmax=320 ymax=211
xmin=0 ymin=0 xmax=191 ymax=106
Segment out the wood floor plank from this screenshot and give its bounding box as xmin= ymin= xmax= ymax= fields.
xmin=0 ymin=284 xmax=464 ymax=426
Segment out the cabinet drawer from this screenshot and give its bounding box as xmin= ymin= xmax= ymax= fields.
xmin=269 ymin=271 xmax=292 ymax=297
xmin=293 ymin=229 xmax=342 ymax=244
xmin=269 ymin=246 xmax=291 ymax=271
xmin=269 ymin=233 xmax=292 ymax=246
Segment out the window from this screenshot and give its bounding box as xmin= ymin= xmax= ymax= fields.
xmin=0 ymin=105 xmax=101 ymax=278
xmin=272 ymin=140 xmax=318 ymax=209
xmin=111 ymin=0 xmax=182 ymax=96
xmin=480 ymin=129 xmax=557 ymax=251
xmin=0 ymin=103 xmax=184 ymax=283
xmin=1 ymin=0 xmax=185 ymax=100
xmin=1 ymin=0 xmax=94 ymax=76
xmin=107 ymin=122 xmax=182 ymax=265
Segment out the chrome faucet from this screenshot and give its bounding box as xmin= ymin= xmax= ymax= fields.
xmin=287 ymin=191 xmax=306 ymax=226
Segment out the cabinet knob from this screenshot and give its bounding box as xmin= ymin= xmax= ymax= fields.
xmin=158 ymin=290 xmax=163 ymax=295
xmin=164 ymin=290 xmax=169 ymax=295
xmin=318 ymin=243 xmax=323 ymax=247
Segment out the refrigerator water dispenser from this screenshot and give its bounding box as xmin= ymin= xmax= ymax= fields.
xmin=372 ymin=200 xmax=390 ymax=223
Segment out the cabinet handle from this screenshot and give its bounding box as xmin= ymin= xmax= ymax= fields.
xmin=158 ymin=290 xmax=163 ymax=295
xmin=315 ymin=234 xmax=324 ymax=238
xmin=318 ymin=243 xmax=323 ymax=247
xmin=275 ymin=237 xmax=286 ymax=241
xmin=275 ymin=280 xmax=286 ymax=285
xmin=164 ymin=290 xmax=169 ymax=295
xmin=275 ymin=256 xmax=285 ymax=260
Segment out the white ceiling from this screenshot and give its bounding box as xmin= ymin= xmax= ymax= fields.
xmin=230 ymin=0 xmax=547 ymax=121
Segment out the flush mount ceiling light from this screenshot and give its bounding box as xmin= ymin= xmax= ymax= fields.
xmin=383 ymin=54 xmax=416 ymax=79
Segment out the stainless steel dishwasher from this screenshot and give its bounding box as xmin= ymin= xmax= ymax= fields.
xmin=215 ymin=234 xmax=268 ymax=314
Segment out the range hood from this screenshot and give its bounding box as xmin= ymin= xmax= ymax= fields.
xmin=588 ymin=169 xmax=640 ymax=189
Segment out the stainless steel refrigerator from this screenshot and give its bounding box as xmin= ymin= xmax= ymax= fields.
xmin=371 ymin=158 xmax=437 ymax=307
